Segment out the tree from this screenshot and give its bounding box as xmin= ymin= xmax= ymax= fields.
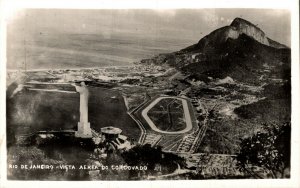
xmin=236 ymin=122 xmax=291 ymax=178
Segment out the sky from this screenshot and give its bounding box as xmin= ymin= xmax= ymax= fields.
xmin=8 ymin=9 xmax=291 ymax=46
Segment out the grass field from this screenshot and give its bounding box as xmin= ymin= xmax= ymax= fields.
xmin=147 ymin=98 xmax=186 ymax=132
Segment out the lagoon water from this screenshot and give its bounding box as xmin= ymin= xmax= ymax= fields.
xmin=7 ymin=85 xmax=140 ymax=140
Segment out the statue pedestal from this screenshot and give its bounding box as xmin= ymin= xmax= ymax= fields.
xmin=75 ymin=122 xmax=92 ymax=138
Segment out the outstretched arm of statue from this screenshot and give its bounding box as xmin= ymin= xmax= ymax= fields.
xmin=71 ymin=83 xmax=81 ymax=93
xmin=71 ymin=83 xmax=78 ymax=87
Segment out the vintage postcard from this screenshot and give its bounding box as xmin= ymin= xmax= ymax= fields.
xmin=1 ymin=0 xmax=299 ymax=187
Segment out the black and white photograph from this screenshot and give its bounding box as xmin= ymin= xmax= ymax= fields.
xmin=1 ymin=0 xmax=299 ymax=187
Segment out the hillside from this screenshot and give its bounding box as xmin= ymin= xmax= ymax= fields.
xmin=140 ymin=17 xmax=291 ymax=154
xmin=141 ymin=17 xmax=290 ymax=85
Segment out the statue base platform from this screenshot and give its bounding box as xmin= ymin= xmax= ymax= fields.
xmin=75 ymin=122 xmax=92 ymax=138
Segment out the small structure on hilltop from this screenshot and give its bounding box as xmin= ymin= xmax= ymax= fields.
xmin=100 ymin=126 xmax=122 ymax=141
xmin=99 ymin=126 xmax=132 ymax=151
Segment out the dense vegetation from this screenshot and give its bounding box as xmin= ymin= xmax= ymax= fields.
xmin=236 ymin=122 xmax=291 ymax=178
xmin=121 ymin=144 xmax=185 ymax=179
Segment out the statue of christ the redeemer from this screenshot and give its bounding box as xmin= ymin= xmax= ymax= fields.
xmin=72 ymin=81 xmax=92 ymax=138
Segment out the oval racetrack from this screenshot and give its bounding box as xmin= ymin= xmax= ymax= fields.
xmin=141 ymin=96 xmax=193 ymax=134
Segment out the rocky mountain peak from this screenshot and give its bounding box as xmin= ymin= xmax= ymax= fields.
xmin=230 ymin=17 xmax=269 ymax=46
xmin=231 ymin=18 xmax=264 ymax=33
xmin=182 ymin=17 xmax=289 ymax=53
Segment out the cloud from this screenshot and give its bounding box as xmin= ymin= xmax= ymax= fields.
xmin=152 ymin=9 xmax=176 ymax=17
xmin=202 ymin=11 xmax=220 ymax=27
xmin=227 ymin=19 xmax=233 ymax=23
